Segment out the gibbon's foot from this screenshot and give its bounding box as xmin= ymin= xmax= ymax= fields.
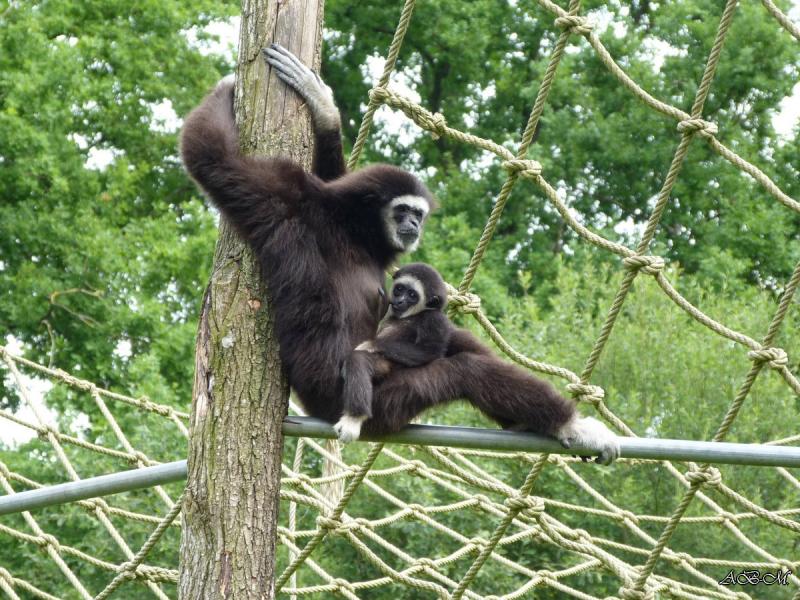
xmin=262 ymin=43 xmax=340 ymax=131
xmin=333 ymin=414 xmax=368 ymax=444
xmin=556 ymin=416 xmax=620 ymax=465
xmin=355 ymin=340 xmax=377 ymax=352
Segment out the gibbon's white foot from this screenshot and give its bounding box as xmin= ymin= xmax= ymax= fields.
xmin=556 ymin=416 xmax=620 ymax=465
xmin=355 ymin=340 xmax=377 ymax=352
xmin=263 ymin=43 xmax=340 ymax=132
xmin=333 ymin=414 xmax=368 ymax=443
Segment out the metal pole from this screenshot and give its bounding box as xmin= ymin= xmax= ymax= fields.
xmin=0 ymin=461 xmax=188 ymax=516
xmin=1 ymin=416 xmax=799 ymax=515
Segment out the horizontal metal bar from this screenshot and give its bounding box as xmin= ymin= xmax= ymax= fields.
xmin=1 ymin=417 xmax=798 ymax=515
xmin=0 ymin=461 xmax=188 ymax=516
xmin=283 ymin=416 xmax=800 ymax=468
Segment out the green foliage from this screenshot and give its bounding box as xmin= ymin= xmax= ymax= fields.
xmin=325 ymin=0 xmax=800 ymax=296
xmin=0 ymin=0 xmax=236 ymax=408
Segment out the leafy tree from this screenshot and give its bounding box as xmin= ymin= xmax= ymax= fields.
xmin=0 ymin=0 xmax=236 ymax=410
xmin=325 ymin=0 xmax=800 ymax=300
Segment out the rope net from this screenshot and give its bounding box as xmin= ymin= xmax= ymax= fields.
xmin=1 ymin=0 xmax=800 ymax=598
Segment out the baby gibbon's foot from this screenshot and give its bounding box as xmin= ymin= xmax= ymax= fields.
xmin=262 ymin=43 xmax=339 ymax=131
xmin=333 ymin=414 xmax=367 ymax=444
xmin=556 ymin=416 xmax=620 ymax=465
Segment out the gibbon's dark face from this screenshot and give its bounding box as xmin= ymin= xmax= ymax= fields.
xmin=383 ymin=195 xmax=430 ymax=253
xmin=390 ymin=263 xmax=447 ymax=318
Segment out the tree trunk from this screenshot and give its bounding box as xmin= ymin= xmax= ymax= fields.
xmin=179 ymin=2 xmax=325 ymax=599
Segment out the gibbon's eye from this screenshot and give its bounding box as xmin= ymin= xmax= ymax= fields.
xmin=394 ymin=284 xmax=405 ymax=296
xmin=412 ymin=209 xmax=423 ymax=218
xmin=396 ymin=205 xmax=410 ymax=213
xmin=407 ymin=290 xmax=418 ymax=302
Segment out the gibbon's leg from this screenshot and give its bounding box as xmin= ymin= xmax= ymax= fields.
xmin=370 ymin=331 xmax=620 ymax=464
xmin=335 ymin=350 xmax=375 ymax=443
xmin=180 ymin=81 xmax=310 ymax=243
xmin=263 ymin=44 xmax=346 ymax=182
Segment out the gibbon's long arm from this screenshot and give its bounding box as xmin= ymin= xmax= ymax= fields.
xmin=180 ymin=81 xmax=311 ymax=245
xmin=263 ymin=43 xmax=346 ymax=182
xmin=376 ymin=341 xmax=443 ymax=368
xmin=370 ymin=328 xmax=621 ymax=465
xmin=375 ymin=313 xmax=452 ymax=367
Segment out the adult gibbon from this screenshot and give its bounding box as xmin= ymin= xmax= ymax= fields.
xmin=181 ymin=44 xmax=619 ymax=464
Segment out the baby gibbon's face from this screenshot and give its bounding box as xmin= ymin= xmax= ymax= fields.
xmin=389 ymin=275 xmax=426 ymax=318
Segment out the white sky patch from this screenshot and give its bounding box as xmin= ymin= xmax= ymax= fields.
xmin=773 ymin=82 xmax=800 ymax=140
xmin=148 ymin=98 xmax=182 ymax=134
xmin=1 ymin=337 xmax=56 ymax=447
xmin=184 ymin=17 xmax=240 ymax=58
xmin=54 ymin=34 xmax=79 ymax=46
xmin=68 ymin=132 xmax=122 ymax=170
xmin=614 ymin=216 xmax=647 ymax=239
xmin=86 ymin=147 xmax=122 ymax=170
xmin=641 ymin=37 xmax=688 ymax=72
xmin=364 ymin=54 xmax=422 ymax=146
xmin=114 ymin=339 xmax=132 ymax=360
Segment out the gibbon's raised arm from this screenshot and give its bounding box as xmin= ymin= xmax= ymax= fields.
xmin=263 ymin=43 xmax=346 ymax=182
xmin=180 ymin=81 xmax=311 ymax=244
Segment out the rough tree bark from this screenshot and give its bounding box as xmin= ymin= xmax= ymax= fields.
xmin=179 ymin=2 xmax=325 ymax=598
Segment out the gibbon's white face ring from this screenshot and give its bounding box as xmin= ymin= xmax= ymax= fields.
xmin=391 ymin=275 xmax=427 ymax=318
xmin=383 ymin=195 xmax=429 ymax=252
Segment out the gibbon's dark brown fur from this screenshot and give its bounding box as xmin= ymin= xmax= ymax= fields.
xmin=181 ymin=79 xmax=576 ymax=439
xmin=341 ymin=263 xmax=453 ymax=423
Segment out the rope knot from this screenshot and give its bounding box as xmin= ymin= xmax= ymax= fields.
xmin=554 ymin=15 xmax=593 ymax=35
xmin=747 ymin=347 xmax=788 ymax=369
xmin=83 ymin=497 xmax=108 ymax=514
xmin=566 ymin=383 xmax=605 ymax=405
xmin=685 ymin=466 xmax=721 ymax=487
xmin=415 ymin=557 xmax=437 ymax=569
xmin=139 ymin=397 xmax=174 ymax=417
xmin=677 ymin=118 xmax=718 ymax=136
xmin=407 ymin=459 xmax=427 ymax=474
xmin=407 ymin=503 xmax=426 ymax=516
xmin=132 ymin=451 xmax=150 ymax=465
xmin=623 ymin=255 xmax=665 ymax=275
xmin=616 ymin=510 xmax=639 ymax=525
xmin=332 ymin=578 xmax=356 ymax=594
xmin=37 ymin=424 xmax=59 ymax=441
xmin=36 ymin=533 xmax=61 ymax=552
xmin=368 ymin=86 xmax=389 ymax=104
xmin=673 ymin=552 xmax=697 ymax=567
xmin=447 ymin=292 xmax=481 ymax=314
xmin=472 ymin=494 xmax=491 ymax=508
xmin=618 ymin=586 xmax=654 ymax=600
xmin=427 ymin=112 xmax=448 ymax=140
xmin=117 ymin=561 xmax=138 ymax=580
xmin=572 ymin=528 xmax=593 ymax=544
xmin=316 ymin=515 xmax=343 ymax=531
xmin=504 ymin=494 xmax=545 ymax=514
xmin=719 ymin=511 xmax=739 ymax=525
xmin=468 ymin=537 xmax=488 ymax=550
xmin=535 ymin=570 xmax=555 ymax=584
xmin=503 ymin=159 xmax=542 ymax=179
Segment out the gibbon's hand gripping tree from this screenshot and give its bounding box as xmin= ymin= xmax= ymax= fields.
xmin=178 ymin=2 xmax=324 ymax=598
